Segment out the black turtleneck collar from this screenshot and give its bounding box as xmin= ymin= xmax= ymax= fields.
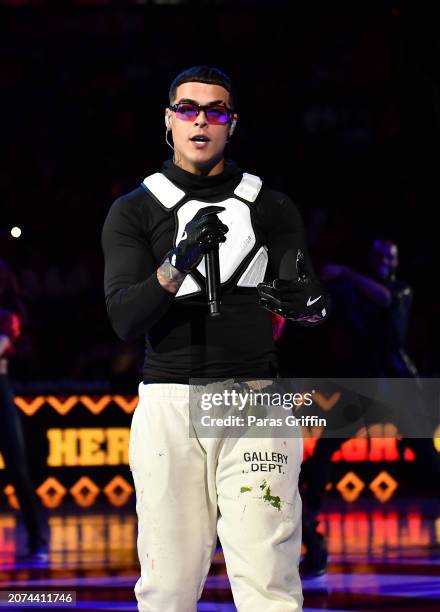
xmin=162 ymin=159 xmax=243 ymax=194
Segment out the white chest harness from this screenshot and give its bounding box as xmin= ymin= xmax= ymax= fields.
xmin=142 ymin=172 xmax=269 ymax=298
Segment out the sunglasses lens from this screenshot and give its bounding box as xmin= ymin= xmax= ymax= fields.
xmin=206 ymin=107 xmax=230 ymax=124
xmin=173 ymin=104 xmax=230 ymax=124
xmin=175 ymin=104 xmax=198 ymax=121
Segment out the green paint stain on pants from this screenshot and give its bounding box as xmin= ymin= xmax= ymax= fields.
xmin=260 ymin=479 xmax=281 ymax=511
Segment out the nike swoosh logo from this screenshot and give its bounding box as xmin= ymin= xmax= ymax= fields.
xmin=307 ymin=295 xmax=321 ymax=307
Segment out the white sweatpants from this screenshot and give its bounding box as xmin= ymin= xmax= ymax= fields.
xmin=129 ymin=382 xmax=303 ymax=612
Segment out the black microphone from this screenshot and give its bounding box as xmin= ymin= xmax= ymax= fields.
xmin=205 ymin=244 xmax=221 ymax=316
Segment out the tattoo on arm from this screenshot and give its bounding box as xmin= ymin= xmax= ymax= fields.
xmin=157 ymin=258 xmax=186 ymax=294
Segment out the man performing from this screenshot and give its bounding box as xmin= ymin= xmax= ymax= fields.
xmin=102 ymin=66 xmax=328 ymax=611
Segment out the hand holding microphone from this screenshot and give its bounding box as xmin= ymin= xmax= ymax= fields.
xmin=167 ymin=206 xmax=228 ymax=272
xmin=166 ymin=206 xmax=228 ymax=316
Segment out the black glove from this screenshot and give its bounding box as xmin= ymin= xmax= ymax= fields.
xmin=167 ymin=206 xmax=229 ymax=273
xmin=257 ymin=250 xmax=328 ymax=324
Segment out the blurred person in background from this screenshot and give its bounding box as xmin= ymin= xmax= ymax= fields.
xmin=0 ymin=257 xmax=47 ymax=560
xmin=299 ymin=239 xmax=440 ymax=577
xmin=321 ymin=239 xmax=417 ymax=378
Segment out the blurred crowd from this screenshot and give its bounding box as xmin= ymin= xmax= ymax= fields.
xmin=1 ymin=4 xmax=439 ymax=390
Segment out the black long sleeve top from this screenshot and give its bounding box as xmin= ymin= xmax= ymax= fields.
xmin=102 ymin=160 xmax=316 ymax=382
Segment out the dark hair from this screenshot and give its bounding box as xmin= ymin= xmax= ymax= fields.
xmin=371 ymin=239 xmax=398 ymax=253
xmin=169 ymin=65 xmax=236 ymax=110
xmin=0 ymin=257 xmax=30 ymax=355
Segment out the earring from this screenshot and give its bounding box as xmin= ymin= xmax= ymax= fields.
xmin=165 ymin=127 xmax=174 ymax=151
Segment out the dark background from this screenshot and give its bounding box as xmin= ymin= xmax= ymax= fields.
xmin=1 ymin=1 xmax=439 ymax=392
